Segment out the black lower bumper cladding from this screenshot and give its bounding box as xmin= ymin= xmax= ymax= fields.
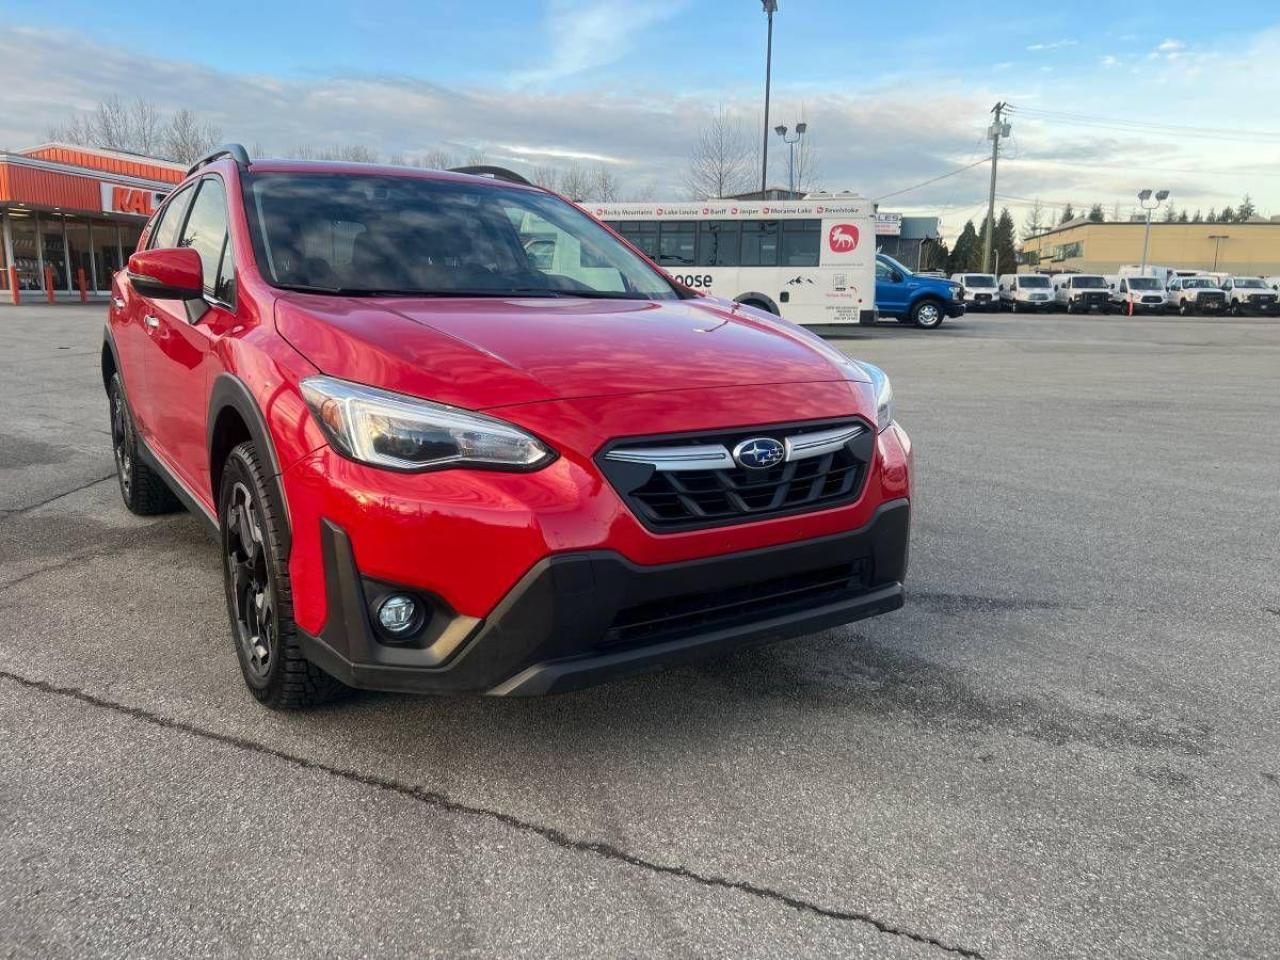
xmin=298 ymin=499 xmax=910 ymax=696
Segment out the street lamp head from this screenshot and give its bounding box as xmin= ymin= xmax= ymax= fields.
xmin=1137 ymin=189 xmax=1153 ymax=202
xmin=796 ymin=122 xmax=807 ymax=135
xmin=775 ymin=125 xmax=787 ymax=136
xmin=761 ymin=0 xmax=778 ymax=12
xmin=1155 ymin=189 xmax=1170 ymax=202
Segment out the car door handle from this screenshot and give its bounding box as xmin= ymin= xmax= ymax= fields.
xmin=144 ymin=314 xmax=160 ymax=329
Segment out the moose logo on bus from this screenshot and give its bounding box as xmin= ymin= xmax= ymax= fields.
xmin=828 ymin=224 xmax=860 ymax=253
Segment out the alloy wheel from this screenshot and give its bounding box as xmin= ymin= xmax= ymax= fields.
xmin=225 ymin=482 xmax=275 ymax=680
xmin=110 ymin=386 xmax=133 ymax=496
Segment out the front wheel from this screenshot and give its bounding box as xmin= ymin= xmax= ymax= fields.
xmin=219 ymin=441 xmax=347 ymax=709
xmin=108 ymin=373 xmax=180 ymax=516
xmin=912 ymin=299 xmax=944 ymax=329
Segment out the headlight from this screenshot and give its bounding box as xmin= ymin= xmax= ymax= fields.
xmin=857 ymin=362 xmax=894 ymax=433
xmin=951 ymin=286 xmax=963 ymax=300
xmin=300 ymin=376 xmax=555 ymax=472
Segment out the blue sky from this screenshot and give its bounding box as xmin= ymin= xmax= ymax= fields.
xmin=3 ymin=0 xmax=1277 ymax=236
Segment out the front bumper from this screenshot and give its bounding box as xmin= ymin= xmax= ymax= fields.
xmin=297 ymin=498 xmax=910 ymax=696
xmin=945 ymin=300 xmax=967 ymax=318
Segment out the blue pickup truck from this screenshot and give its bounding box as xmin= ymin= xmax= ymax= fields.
xmin=873 ymin=253 xmax=966 ymax=329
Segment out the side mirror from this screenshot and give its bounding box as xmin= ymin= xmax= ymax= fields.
xmin=127 ymin=247 xmax=204 ymax=301
xmin=891 ymin=271 xmax=903 ymax=283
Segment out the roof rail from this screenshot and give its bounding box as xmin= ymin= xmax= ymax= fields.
xmin=447 ymin=165 xmax=533 ymax=186
xmin=187 ymin=143 xmax=251 ymax=176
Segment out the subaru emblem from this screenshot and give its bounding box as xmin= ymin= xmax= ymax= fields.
xmin=732 ymin=437 xmax=785 ymax=470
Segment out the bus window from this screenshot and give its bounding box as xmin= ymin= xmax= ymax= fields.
xmin=658 ymin=221 xmax=696 ymax=267
xmin=608 ymin=220 xmax=658 ymax=259
xmin=697 ymin=220 xmax=740 ymax=267
xmin=781 ymin=220 xmax=820 ymax=267
xmin=740 ymin=220 xmax=779 ymax=266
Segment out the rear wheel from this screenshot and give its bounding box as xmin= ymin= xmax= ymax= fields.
xmin=912 ymin=299 xmax=944 ymax=329
xmin=219 ymin=441 xmax=347 ymax=709
xmin=108 ymin=373 xmax=180 ymax=515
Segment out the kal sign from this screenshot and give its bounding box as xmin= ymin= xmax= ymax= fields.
xmin=100 ymin=182 xmax=167 ymax=217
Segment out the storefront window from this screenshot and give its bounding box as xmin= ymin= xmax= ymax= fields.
xmin=38 ymin=214 xmax=69 ymax=291
xmin=119 ymin=222 xmax=145 ymax=261
xmin=9 ymin=213 xmax=40 ymax=291
xmin=65 ymin=220 xmax=92 ymax=293
xmin=93 ymin=221 xmax=122 ymax=291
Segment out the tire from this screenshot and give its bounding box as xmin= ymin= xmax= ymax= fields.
xmin=1179 ymin=300 xmax=1189 ymax=316
xmin=1010 ymin=301 xmax=1020 ymax=314
xmin=737 ymin=298 xmax=776 ymax=316
xmin=1065 ymin=299 xmax=1076 ymax=315
xmin=912 ymin=298 xmax=944 ymax=329
xmin=108 ymin=373 xmax=181 ymax=515
xmin=219 ymin=441 xmax=347 ymax=709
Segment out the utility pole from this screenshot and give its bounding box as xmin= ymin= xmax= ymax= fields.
xmin=983 ymin=102 xmax=1009 ymax=273
xmin=760 ymin=2 xmax=777 ymax=196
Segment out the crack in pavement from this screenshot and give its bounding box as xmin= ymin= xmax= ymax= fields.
xmin=0 ymin=474 xmax=115 ymax=519
xmin=0 ymin=669 xmax=985 ymax=959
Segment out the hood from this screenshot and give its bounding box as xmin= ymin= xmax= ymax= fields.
xmin=275 ymin=294 xmax=862 ymax=410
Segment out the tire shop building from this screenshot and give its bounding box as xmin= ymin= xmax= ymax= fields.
xmin=0 ymin=143 xmax=184 ymax=302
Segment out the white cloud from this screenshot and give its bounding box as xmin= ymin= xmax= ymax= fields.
xmin=1026 ymin=39 xmax=1078 ymax=52
xmin=511 ymin=0 xmax=686 ymax=87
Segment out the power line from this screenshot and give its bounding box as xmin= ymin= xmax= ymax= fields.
xmin=872 ymin=157 xmax=989 ymax=202
xmin=1011 ymin=106 xmax=1280 ymax=145
xmin=1013 ymin=154 xmax=1280 ymax=179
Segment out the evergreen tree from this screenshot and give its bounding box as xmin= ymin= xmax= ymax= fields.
xmin=995 ymin=208 xmax=1018 ymax=277
xmin=1206 ymin=208 xmax=1217 ymax=222
xmin=1059 ymin=203 xmax=1075 ymax=224
xmin=1178 ymin=209 xmax=1189 ymax=223
xmin=1192 ymin=209 xmax=1203 ymax=223
xmin=1219 ymin=206 xmax=1236 ymax=223
xmin=1087 ymin=204 xmax=1105 ymax=223
xmin=1238 ymin=194 xmax=1257 ymax=220
xmin=1162 ymin=203 xmax=1177 ymax=222
xmin=947 ymin=220 xmax=981 ymax=273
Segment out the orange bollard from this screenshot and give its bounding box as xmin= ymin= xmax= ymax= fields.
xmin=44 ymin=266 xmax=55 ymax=304
xmin=7 ymin=266 xmax=18 ymax=305
xmin=77 ymin=268 xmax=88 ymax=303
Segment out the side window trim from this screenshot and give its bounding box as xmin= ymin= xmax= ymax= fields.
xmin=147 ymin=182 xmax=196 ymax=250
xmin=180 ymin=174 xmax=235 ymax=309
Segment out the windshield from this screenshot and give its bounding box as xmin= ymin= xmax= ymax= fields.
xmin=1127 ymin=277 xmax=1162 ymax=290
xmin=1184 ymin=278 xmax=1216 ymax=288
xmin=878 ymin=254 xmax=913 ymax=277
xmin=1018 ymin=275 xmax=1050 ymax=288
xmin=1072 ymin=276 xmax=1107 ymax=289
xmin=964 ymin=274 xmax=996 ymax=287
xmin=244 ymin=173 xmax=678 ymax=299
xmin=1235 ymin=278 xmax=1267 ymax=288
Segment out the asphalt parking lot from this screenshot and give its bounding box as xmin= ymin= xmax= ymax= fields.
xmin=2 ymin=304 xmax=1278 ymax=959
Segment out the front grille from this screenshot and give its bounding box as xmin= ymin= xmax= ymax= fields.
xmin=597 ymin=419 xmax=873 ymax=532
xmin=602 ymin=558 xmax=873 ymax=650
xmin=1200 ymin=292 xmax=1225 ymax=303
xmin=1141 ymin=295 xmax=1164 ymax=304
xmin=1249 ymin=294 xmax=1276 ymax=304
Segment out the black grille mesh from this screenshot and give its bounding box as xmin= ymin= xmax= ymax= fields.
xmin=598 ymin=420 xmax=873 ymax=532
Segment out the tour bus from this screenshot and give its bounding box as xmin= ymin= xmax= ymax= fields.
xmin=590 ymin=198 xmax=877 ymax=327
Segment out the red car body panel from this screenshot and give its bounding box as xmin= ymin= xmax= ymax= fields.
xmin=105 ymin=155 xmax=912 ymax=697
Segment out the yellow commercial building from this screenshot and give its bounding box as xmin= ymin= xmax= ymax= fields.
xmin=1020 ymin=218 xmax=1280 ymax=276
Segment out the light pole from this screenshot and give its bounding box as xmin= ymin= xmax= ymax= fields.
xmin=1208 ymin=234 xmax=1228 ymax=272
xmin=774 ymin=122 xmax=806 ymax=196
xmin=1137 ymin=188 xmax=1169 ymax=275
xmin=760 ymin=1 xmax=777 ymax=196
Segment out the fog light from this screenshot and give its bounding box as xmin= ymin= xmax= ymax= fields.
xmin=377 ymin=595 xmax=418 ymax=636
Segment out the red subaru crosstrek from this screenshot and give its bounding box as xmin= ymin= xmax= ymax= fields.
xmin=103 ymin=145 xmax=911 ymax=709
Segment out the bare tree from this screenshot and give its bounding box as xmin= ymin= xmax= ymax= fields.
xmin=588 ymin=165 xmax=621 ymax=202
xmin=163 ymin=109 xmax=222 ymax=164
xmin=528 ymin=165 xmax=560 ymax=190
xmin=1021 ymin=200 xmax=1045 ymax=241
xmin=788 ymin=133 xmax=821 ymax=194
xmin=685 ymin=105 xmax=753 ymax=199
xmin=557 ymin=165 xmax=594 ymax=202
xmin=50 ymin=95 xmax=164 ymax=154
xmin=418 ymin=148 xmax=456 ymax=170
